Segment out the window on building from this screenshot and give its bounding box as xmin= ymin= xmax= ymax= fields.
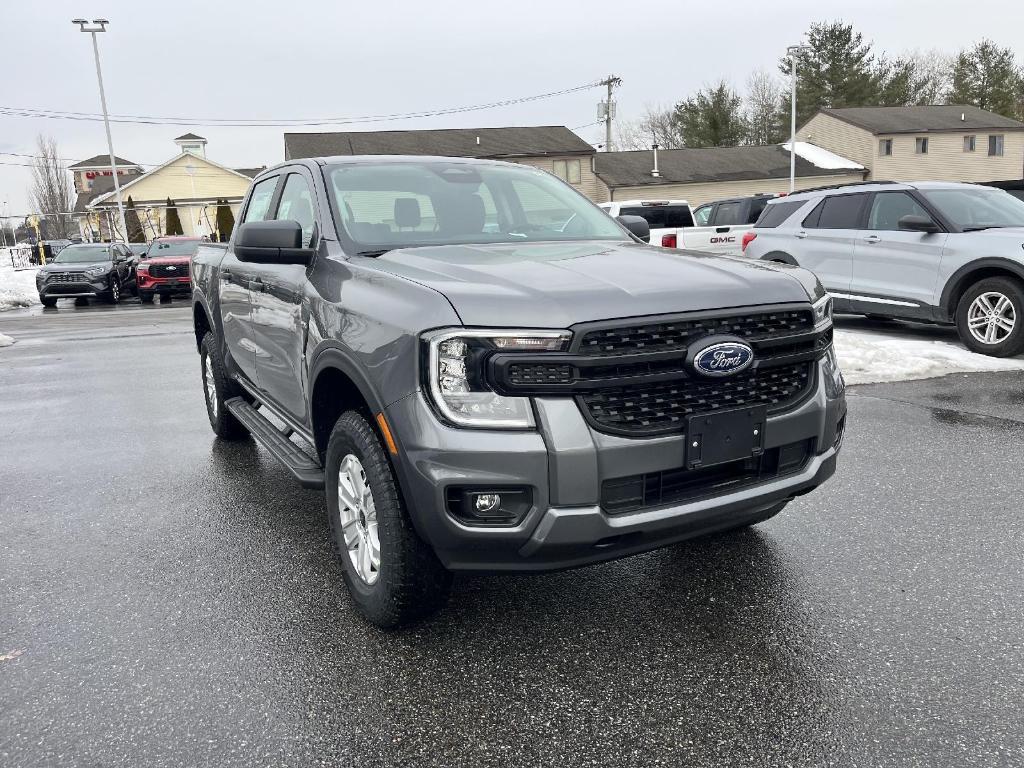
xmin=964 ymin=135 xmax=976 ymax=152
xmin=879 ymin=139 xmax=893 ymax=156
xmin=915 ymin=137 xmax=929 ymax=154
xmin=989 ymin=135 xmax=1005 ymax=156
xmin=552 ymin=159 xmax=582 ymax=185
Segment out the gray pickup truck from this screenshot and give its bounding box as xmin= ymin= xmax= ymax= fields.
xmin=191 ymin=156 xmax=846 ymax=628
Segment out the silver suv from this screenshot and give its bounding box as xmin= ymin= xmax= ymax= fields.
xmin=744 ymin=181 xmax=1024 ymax=357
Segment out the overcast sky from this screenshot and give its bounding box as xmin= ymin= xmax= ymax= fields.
xmin=2 ymin=0 xmax=1022 ymax=214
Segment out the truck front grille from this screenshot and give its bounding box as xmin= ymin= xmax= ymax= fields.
xmin=149 ymin=264 xmax=189 ymax=279
xmin=48 ymin=272 xmax=88 ymax=283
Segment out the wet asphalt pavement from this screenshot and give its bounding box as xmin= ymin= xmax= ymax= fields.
xmin=1 ymin=303 xmax=1023 ymax=768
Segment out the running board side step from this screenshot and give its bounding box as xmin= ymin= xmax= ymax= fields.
xmin=224 ymin=397 xmax=325 ymax=489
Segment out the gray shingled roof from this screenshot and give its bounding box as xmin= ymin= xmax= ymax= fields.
xmin=594 ymin=144 xmax=851 ymax=188
xmin=174 ymin=132 xmax=206 ymax=141
xmin=284 ymin=126 xmax=595 ymax=160
xmin=817 ymin=105 xmax=1024 ymax=135
xmin=72 ymin=176 xmax=118 ymax=212
xmin=69 ymin=154 xmax=140 ymax=170
xmin=233 ymin=167 xmax=266 ymax=178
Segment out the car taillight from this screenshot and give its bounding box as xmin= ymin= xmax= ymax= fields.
xmin=741 ymin=232 xmax=757 ymax=252
xmin=661 ymin=233 xmax=677 ymax=248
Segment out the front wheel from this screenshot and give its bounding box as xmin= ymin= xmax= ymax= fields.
xmin=105 ymin=278 xmax=121 ymax=304
xmin=139 ymin=291 xmax=154 ymax=304
xmin=326 ymin=411 xmax=451 ymax=628
xmin=199 ymin=331 xmax=248 ymax=439
xmin=40 ymin=296 xmax=57 ymax=308
xmin=956 ymin=277 xmax=1024 ymax=357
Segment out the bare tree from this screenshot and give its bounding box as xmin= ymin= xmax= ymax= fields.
xmin=615 ymin=104 xmax=686 ymax=150
xmin=907 ymin=49 xmax=955 ymax=104
xmin=28 ymin=135 xmax=75 ymax=239
xmin=745 ymin=70 xmax=786 ymax=145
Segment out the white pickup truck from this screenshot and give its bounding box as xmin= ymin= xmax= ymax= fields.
xmin=600 ymin=195 xmax=776 ymax=256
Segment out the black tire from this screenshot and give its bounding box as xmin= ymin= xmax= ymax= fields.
xmin=955 ymin=277 xmax=1024 ymax=358
xmin=139 ymin=291 xmax=154 ymax=304
xmin=159 ymin=293 xmax=171 ymax=304
xmin=40 ymin=296 xmax=57 ymax=308
xmin=74 ymin=297 xmax=89 ymax=306
xmin=199 ymin=331 xmax=248 ymax=440
xmin=326 ymin=410 xmax=451 ymax=628
xmin=104 ymin=277 xmax=121 ymax=304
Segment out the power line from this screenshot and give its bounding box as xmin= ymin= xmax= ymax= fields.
xmin=0 ymin=82 xmax=600 ymax=128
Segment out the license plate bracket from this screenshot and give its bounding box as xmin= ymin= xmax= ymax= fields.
xmin=686 ymin=406 xmax=767 ymax=469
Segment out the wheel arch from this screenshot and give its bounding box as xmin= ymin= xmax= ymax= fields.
xmin=308 ymin=346 xmax=389 ymax=461
xmin=192 ymin=297 xmax=214 ymax=351
xmin=760 ymin=250 xmax=798 ymax=265
xmin=940 ymin=259 xmax=1024 ymax=320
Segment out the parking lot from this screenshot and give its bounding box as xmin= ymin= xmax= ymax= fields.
xmin=0 ymin=301 xmax=1021 ymax=767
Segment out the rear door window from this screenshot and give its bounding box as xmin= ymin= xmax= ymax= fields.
xmin=746 ymin=197 xmax=769 ymax=224
xmin=712 ymin=201 xmax=743 ymax=226
xmin=814 ymin=193 xmax=868 ymax=229
xmin=619 ymin=205 xmax=694 ymax=229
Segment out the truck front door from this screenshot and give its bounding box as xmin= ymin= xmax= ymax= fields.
xmin=220 ymin=174 xmax=280 ymax=386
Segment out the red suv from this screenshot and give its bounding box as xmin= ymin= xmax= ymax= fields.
xmin=137 ymin=236 xmax=204 ymax=303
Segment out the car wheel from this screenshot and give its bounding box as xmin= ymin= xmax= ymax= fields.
xmin=40 ymin=296 xmax=57 ymax=308
xmin=159 ymin=294 xmax=171 ymax=304
xmin=139 ymin=291 xmax=153 ymax=303
xmin=74 ymin=297 xmax=89 ymax=306
xmin=105 ymin=278 xmax=121 ymax=304
xmin=326 ymin=410 xmax=452 ymax=628
xmin=956 ymin=277 xmax=1024 ymax=358
xmin=199 ymin=331 xmax=248 ymax=440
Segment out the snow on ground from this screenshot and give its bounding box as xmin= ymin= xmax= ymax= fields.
xmin=0 ymin=332 xmax=15 ymax=347
xmin=835 ymin=328 xmax=1024 ymax=385
xmin=0 ymin=256 xmax=40 ymax=312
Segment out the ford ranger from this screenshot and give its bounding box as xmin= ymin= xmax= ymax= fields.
xmin=192 ymin=156 xmax=846 ymax=628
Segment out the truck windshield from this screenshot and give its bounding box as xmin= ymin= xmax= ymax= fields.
xmin=52 ymin=245 xmax=112 ymax=263
xmin=327 ymin=161 xmax=628 ymax=253
xmin=146 ymin=240 xmax=200 ymax=257
xmin=920 ymin=188 xmax=1024 ymax=231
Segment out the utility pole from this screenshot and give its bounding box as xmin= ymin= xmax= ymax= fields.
xmin=786 ymin=45 xmax=812 ymax=192
xmin=599 ymin=75 xmax=622 ymax=152
xmin=73 ymin=18 xmax=127 ymax=242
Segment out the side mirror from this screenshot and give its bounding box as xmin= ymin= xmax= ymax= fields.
xmin=617 ymin=214 xmax=651 ymax=243
xmin=235 ymin=220 xmax=314 ymax=265
xmin=898 ymin=214 xmax=940 ymax=234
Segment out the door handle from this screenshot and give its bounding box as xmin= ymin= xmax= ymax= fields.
xmin=715 ymin=226 xmax=730 ymax=233
xmin=795 ymin=231 xmax=808 ymax=239
xmin=863 ymin=235 xmax=880 ymax=244
xmin=248 ymin=279 xmax=264 ymax=292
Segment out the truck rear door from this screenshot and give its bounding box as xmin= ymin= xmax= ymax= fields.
xmin=678 ymin=200 xmax=752 ymax=256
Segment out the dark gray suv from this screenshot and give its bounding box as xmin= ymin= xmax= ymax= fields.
xmin=746 ymin=181 xmax=1024 ymax=357
xmin=36 ymin=242 xmax=136 ymax=306
xmin=192 ymin=156 xmax=847 ymax=627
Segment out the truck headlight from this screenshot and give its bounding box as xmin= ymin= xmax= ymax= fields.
xmin=812 ymin=294 xmax=833 ymax=328
xmin=424 ymin=329 xmax=571 ymax=428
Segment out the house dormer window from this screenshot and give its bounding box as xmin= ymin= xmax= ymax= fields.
xmin=182 ymin=143 xmax=202 ymax=155
xmin=915 ymin=137 xmax=929 ymax=154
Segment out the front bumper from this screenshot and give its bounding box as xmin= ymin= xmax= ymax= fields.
xmin=386 ymin=356 xmax=847 ymax=572
xmin=37 ymin=276 xmax=108 ymax=298
xmin=138 ymin=274 xmax=191 ymax=294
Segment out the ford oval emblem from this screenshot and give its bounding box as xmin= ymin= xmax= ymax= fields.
xmin=693 ymin=341 xmax=755 ymax=377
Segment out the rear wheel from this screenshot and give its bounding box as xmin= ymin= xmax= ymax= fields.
xmin=956 ymin=277 xmax=1024 ymax=357
xmin=40 ymin=296 xmax=57 ymax=308
xmin=326 ymin=410 xmax=451 ymax=628
xmin=199 ymin=331 xmax=248 ymax=440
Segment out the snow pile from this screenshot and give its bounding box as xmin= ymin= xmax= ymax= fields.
xmin=0 ymin=332 xmax=15 ymax=347
xmin=0 ymin=257 xmax=39 ymax=311
xmin=835 ymin=328 xmax=1024 ymax=385
xmin=782 ymin=141 xmax=865 ymax=171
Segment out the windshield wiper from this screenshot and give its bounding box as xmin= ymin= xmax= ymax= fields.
xmin=962 ymin=225 xmax=1006 ymax=232
xmin=356 ymin=249 xmax=391 ymax=257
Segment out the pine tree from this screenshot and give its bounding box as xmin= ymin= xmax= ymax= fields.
xmin=164 ymin=198 xmax=183 ymax=236
xmin=124 ymin=196 xmax=146 ymax=243
xmin=948 ymin=40 xmax=1023 ymax=117
xmin=215 ymin=199 xmax=235 ymax=242
xmin=673 ymin=81 xmax=746 ymax=148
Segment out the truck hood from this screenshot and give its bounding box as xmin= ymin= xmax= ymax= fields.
xmin=372 ymin=241 xmax=813 ymax=327
xmin=963 ymin=226 xmax=1024 ymax=243
xmin=143 ymin=255 xmax=191 ymax=266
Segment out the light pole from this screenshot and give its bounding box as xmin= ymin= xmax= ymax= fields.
xmin=786 ymin=44 xmax=812 ymax=192
xmin=72 ymin=18 xmax=127 ymax=243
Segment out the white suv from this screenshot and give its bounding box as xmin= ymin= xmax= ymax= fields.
xmin=744 ymin=181 xmax=1024 ymax=357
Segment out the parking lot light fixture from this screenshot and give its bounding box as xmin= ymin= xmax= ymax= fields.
xmin=786 ymin=43 xmax=813 ymax=193
xmin=72 ymin=17 xmax=127 ymax=243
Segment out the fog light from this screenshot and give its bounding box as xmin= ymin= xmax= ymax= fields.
xmin=474 ymin=493 xmax=501 ymax=513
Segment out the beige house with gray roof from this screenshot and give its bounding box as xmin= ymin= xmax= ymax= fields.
xmin=798 ymin=105 xmax=1024 ymax=183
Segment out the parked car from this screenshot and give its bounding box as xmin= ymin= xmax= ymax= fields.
xmin=192 ymin=156 xmax=846 ymax=628
xmin=35 ymin=242 xmax=136 ymax=306
xmin=745 ymin=181 xmax=1024 ymax=357
xmin=690 ymin=193 xmax=778 ymax=254
xmin=598 ymin=199 xmax=692 ymax=246
xmin=137 ymin=236 xmax=203 ymax=303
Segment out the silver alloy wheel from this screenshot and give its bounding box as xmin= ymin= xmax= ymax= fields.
xmin=203 ymin=353 xmax=218 ymax=418
xmin=967 ymin=291 xmax=1016 ymax=345
xmin=111 ymin=280 xmax=120 ymax=301
xmin=337 ymin=453 xmax=380 ymax=585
